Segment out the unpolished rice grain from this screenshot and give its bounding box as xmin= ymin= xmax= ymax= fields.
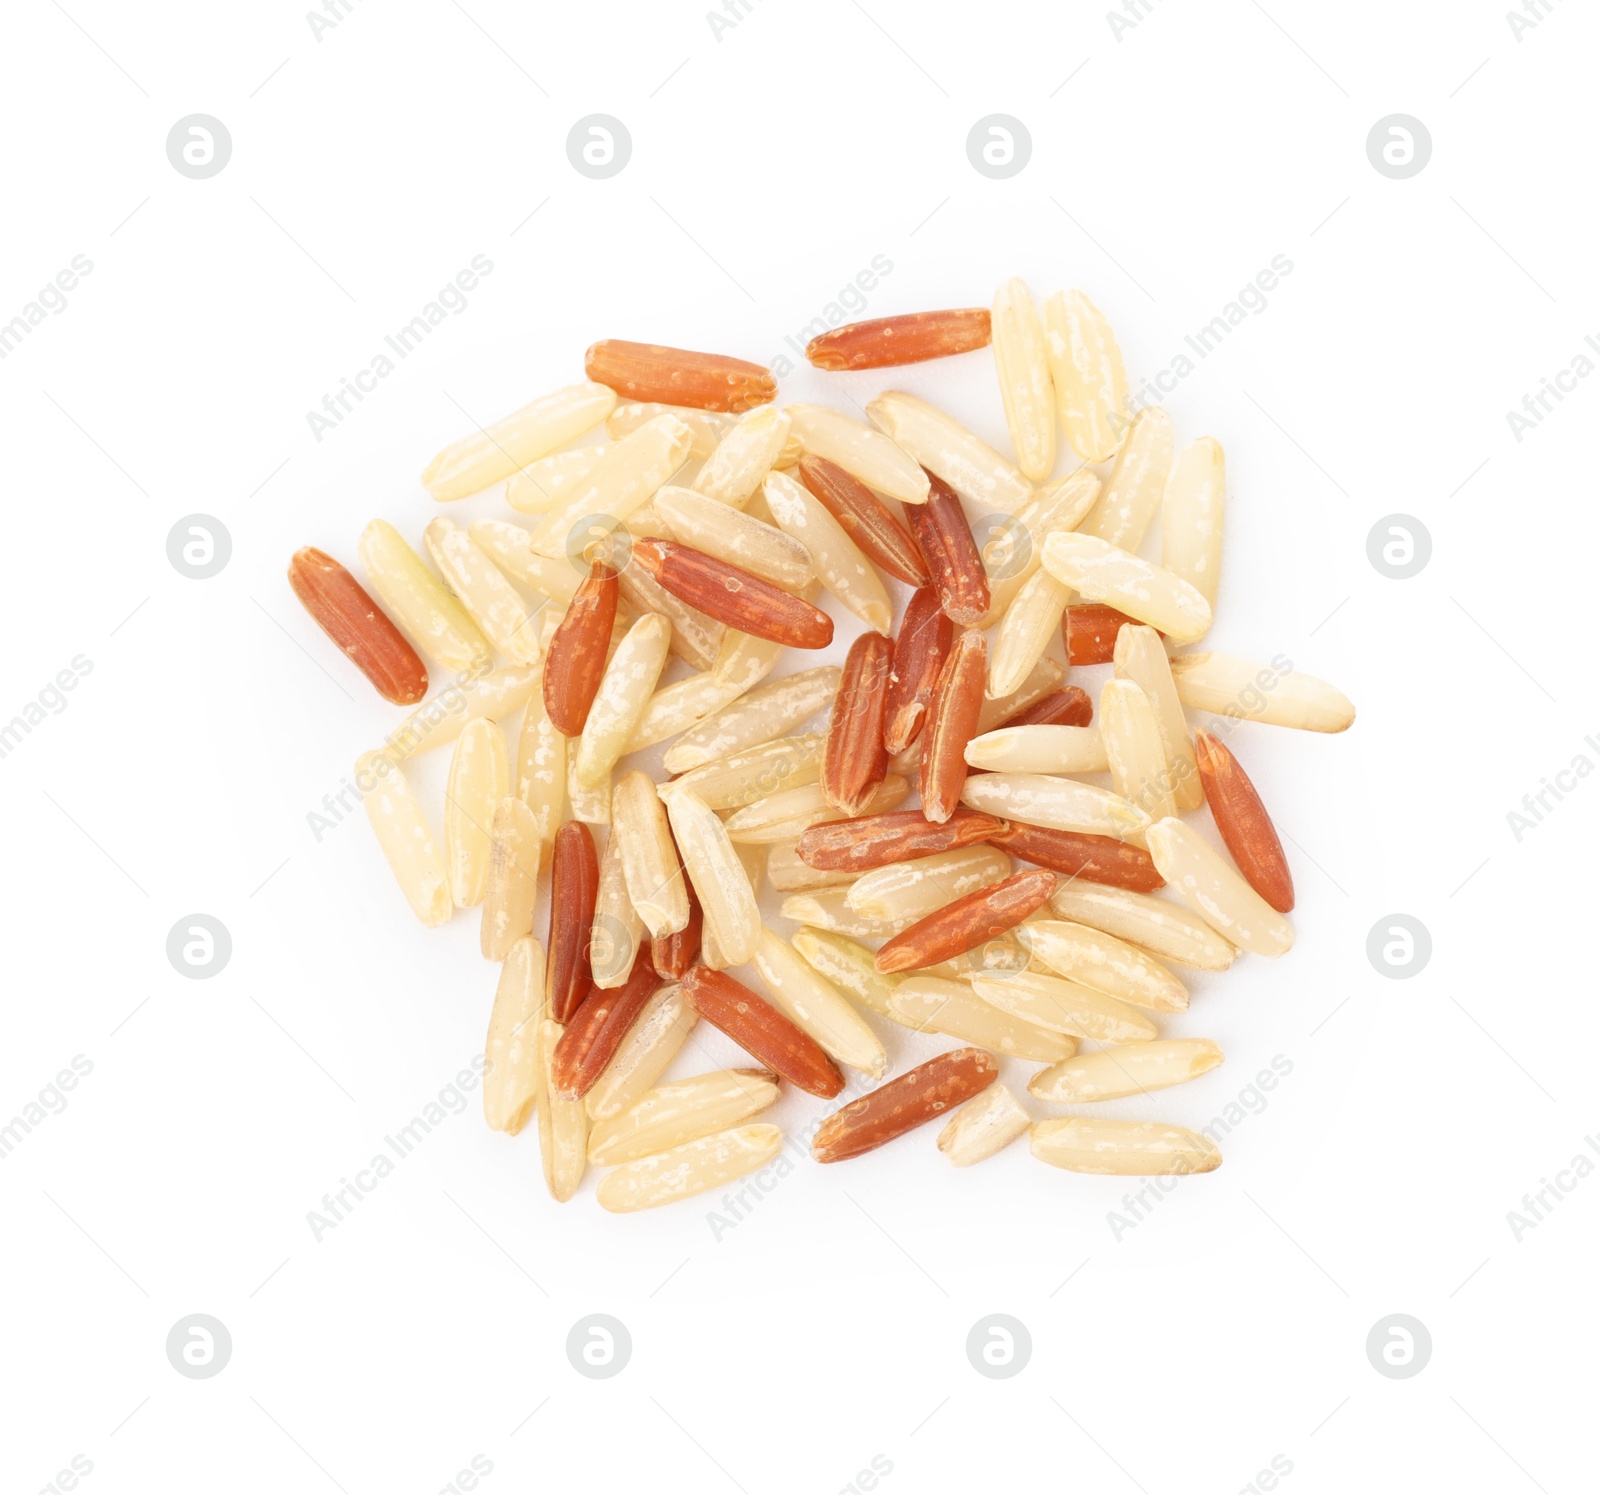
xmin=358 ymin=519 xmax=490 ymax=673
xmin=754 ymin=929 xmax=888 ymax=1078
xmin=590 ymin=816 xmax=645 ymax=990
xmin=790 ymin=927 xmax=912 ymax=1026
xmin=904 ymin=472 xmax=991 ymax=627
xmin=596 ymin=1124 xmax=783 ymax=1213
xmin=584 ymin=982 xmax=696 ymax=1121
xmin=608 ymin=400 xmax=731 ymax=457
xmin=587 ymin=1068 xmax=778 ymax=1166
xmin=890 ymin=978 xmax=1077 ymax=1062
xmin=612 ymin=770 xmax=690 ymax=939
xmin=937 ymin=1082 xmax=1031 ymax=1167
xmin=1145 ymin=816 xmax=1294 ymax=957
xmin=444 ymin=718 xmax=509 ymax=908
xmin=1080 ymin=405 xmax=1172 ymax=549
xmin=584 ymin=340 xmax=776 ymax=414
xmin=763 ymin=470 xmax=893 ymax=636
xmin=1048 ymin=882 xmax=1235 ymax=971
xmin=987 ymin=567 xmax=1072 ymax=700
xmin=682 ymin=967 xmax=843 ymax=1097
xmin=625 ymin=631 xmax=785 ymax=754
xmin=1041 ymin=531 xmax=1212 ymax=643
xmin=529 ymin=414 xmax=694 ymax=560
xmin=970 ymin=970 xmax=1158 ymax=1044
xmin=1100 ymin=678 xmax=1176 ymax=825
xmin=516 ymin=657 xmax=567 ymax=860
xmin=547 ymin=821 xmax=600 ymax=1020
xmin=766 ymin=839 xmax=859 ymax=891
xmin=384 ymin=662 xmax=540 ymax=761
xmin=653 ymin=485 xmax=815 ymax=589
xmin=1167 ymin=653 xmax=1356 ymax=733
xmin=480 ymin=797 xmax=542 ymax=961
xmin=535 ymin=1018 xmax=588 ymax=1201
xmin=287 ymin=547 xmax=433 ymax=703
xmin=615 ymin=560 xmax=725 ymax=672
xmin=1063 ymin=603 xmax=1147 ymax=666
xmin=1114 ymin=623 xmax=1200 ymax=811
xmin=724 ymin=777 xmax=909 ymax=844
xmin=502 ymin=444 xmax=608 ymax=514
xmin=482 ymin=935 xmax=546 ymax=1133
xmin=806 ymin=308 xmax=992 ymax=370
xmin=796 ymin=456 xmax=928 ymax=586
xmin=784 ymin=402 xmax=931 ymax=504
xmin=566 ymin=751 xmax=610 ymax=825
xmin=422 ymin=381 xmax=616 ymax=501
xmin=358 ymin=752 xmax=452 ymax=926
xmin=1017 ymin=919 xmax=1189 ymax=1011
xmin=423 ymin=518 xmax=541 ymax=665
xmin=779 ymin=887 xmax=905 ymax=939
xmin=1031 ymin=1117 xmax=1221 ymax=1176
xmin=1161 ymin=436 xmax=1225 ymax=612
xmin=662 ymin=667 xmax=840 ymax=775
xmin=543 ymin=561 xmax=619 ymax=736
xmin=650 ymin=873 xmax=702 ymax=980
xmin=574 ymin=613 xmax=673 ymax=789
xmin=467 ymin=519 xmax=583 ymax=608
xmin=1029 ymin=1039 xmax=1224 ymax=1103
xmin=822 ymin=631 xmax=892 ymax=814
xmin=1193 ymin=729 xmax=1294 ymax=913
xmin=974 ymin=658 xmax=1065 ymax=738
xmin=629 ymin=536 xmax=834 ymax=649
xmin=661 ymin=789 xmax=761 ymax=965
xmin=865 ymin=390 xmax=1033 ymax=513
xmin=885 ymin=586 xmax=953 ymax=754
xmin=813 ymin=1048 xmax=999 ymax=1163
xmin=989 ymin=822 xmax=1163 ymax=891
xmin=1043 ymin=290 xmax=1127 ymax=464
xmin=692 ymin=404 xmax=792 ymax=506
xmin=960 ymin=772 xmax=1151 ymax=842
xmin=991 ymin=278 xmax=1056 ymax=482
xmin=796 ymin=807 xmax=1005 ymax=874
xmin=920 ymin=630 xmax=987 ymax=824
xmin=672 ymin=733 xmax=826 ymax=811
xmin=979 ymin=469 xmax=1101 ymax=627
xmin=550 ymin=953 xmax=661 ymax=1098
xmin=998 ymin=686 xmax=1093 ymax=730
xmin=964 ymin=724 xmax=1108 ymax=775
xmin=846 ymin=845 xmax=1012 ymax=925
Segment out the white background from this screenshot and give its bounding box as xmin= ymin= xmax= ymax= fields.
xmin=2 ymin=1 xmax=1595 ymax=1491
